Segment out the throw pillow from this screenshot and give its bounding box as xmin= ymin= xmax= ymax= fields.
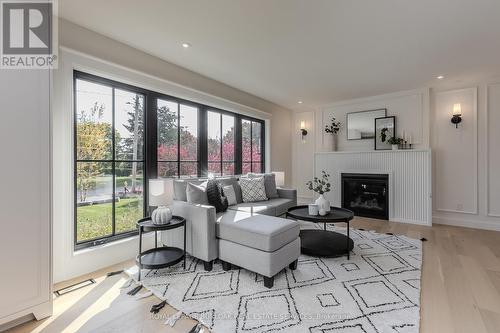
xmin=248 ymin=173 xmax=279 ymax=198
xmin=186 ymin=181 xmax=209 ymax=205
xmin=223 ymin=185 xmax=237 ymax=206
xmin=239 ymin=177 xmax=268 ymax=203
xmin=206 ymin=179 xmax=228 ymax=213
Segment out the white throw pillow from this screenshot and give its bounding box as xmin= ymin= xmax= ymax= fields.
xmin=186 ymin=181 xmax=209 ymax=205
xmin=223 ymin=185 xmax=237 ymax=206
xmin=239 ymin=177 xmax=268 ymax=203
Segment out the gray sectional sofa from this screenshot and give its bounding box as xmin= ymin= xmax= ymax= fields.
xmin=162 ymin=176 xmax=300 ymax=288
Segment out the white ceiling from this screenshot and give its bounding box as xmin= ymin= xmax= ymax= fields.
xmin=59 ymin=0 xmax=500 ymax=111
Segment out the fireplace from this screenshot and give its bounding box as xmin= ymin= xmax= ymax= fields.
xmin=341 ymin=173 xmax=389 ymax=220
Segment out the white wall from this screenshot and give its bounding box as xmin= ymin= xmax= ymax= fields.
xmin=293 ymin=83 xmax=500 ymax=231
xmin=53 ymin=20 xmax=293 ymax=283
xmin=293 ymin=88 xmax=430 ymax=200
xmin=432 ymin=82 xmax=500 ymax=231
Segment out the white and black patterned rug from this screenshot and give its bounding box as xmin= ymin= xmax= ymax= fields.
xmin=126 ymin=225 xmax=422 ymax=333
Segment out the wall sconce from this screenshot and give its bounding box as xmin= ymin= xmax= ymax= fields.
xmin=300 ymin=121 xmax=308 ymax=140
xmin=451 ymin=103 xmax=462 ymax=128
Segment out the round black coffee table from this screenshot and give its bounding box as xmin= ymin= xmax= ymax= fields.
xmin=286 ymin=205 xmax=354 ymax=259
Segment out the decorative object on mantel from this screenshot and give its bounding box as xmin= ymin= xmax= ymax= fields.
xmin=375 ymin=116 xmax=396 ymax=150
xmin=387 ymin=136 xmax=403 ymax=150
xmin=149 ymin=179 xmax=174 ymax=225
xmin=306 ymin=170 xmax=331 ymax=212
xmin=347 ymin=108 xmax=386 ymax=140
xmin=324 ymin=117 xmax=341 ymax=151
xmin=451 ymin=103 xmax=462 ymax=128
xmin=399 ymin=131 xmax=414 ymax=150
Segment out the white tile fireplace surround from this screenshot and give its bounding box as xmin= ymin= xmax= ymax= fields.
xmin=315 ymin=150 xmax=432 ymax=225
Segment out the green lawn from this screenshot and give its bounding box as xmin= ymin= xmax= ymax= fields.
xmin=76 ymin=197 xmax=143 ymax=242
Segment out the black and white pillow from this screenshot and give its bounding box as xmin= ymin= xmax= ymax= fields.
xmin=206 ymin=179 xmax=228 ymax=213
xmin=239 ymin=177 xmax=268 ymax=203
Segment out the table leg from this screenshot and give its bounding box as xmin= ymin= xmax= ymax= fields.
xmin=324 ymin=222 xmax=326 ymax=231
xmin=138 ymin=226 xmax=142 ymax=281
xmin=346 ymin=221 xmax=350 ymax=260
xmin=155 ymin=230 xmax=158 ymax=248
xmin=183 ymin=223 xmax=187 ymax=269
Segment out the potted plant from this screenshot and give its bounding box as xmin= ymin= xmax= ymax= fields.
xmin=387 ymin=136 xmax=403 ymax=150
xmin=324 ymin=117 xmax=341 ymax=151
xmin=306 ymin=171 xmax=331 ymax=214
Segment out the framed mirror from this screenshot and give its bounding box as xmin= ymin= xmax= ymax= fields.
xmin=346 ymin=109 xmax=387 ymax=140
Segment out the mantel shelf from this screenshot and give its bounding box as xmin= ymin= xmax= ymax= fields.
xmin=315 ymin=149 xmax=431 ymax=155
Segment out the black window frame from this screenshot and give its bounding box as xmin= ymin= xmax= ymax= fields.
xmin=73 ymin=71 xmax=265 ymax=250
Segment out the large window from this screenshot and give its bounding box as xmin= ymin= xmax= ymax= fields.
xmin=75 ymin=73 xmax=145 ymax=249
xmin=74 ymin=71 xmax=265 ymax=249
xmin=242 ymin=119 xmax=264 ymax=173
xmin=208 ymin=111 xmax=235 ymax=176
xmin=157 ymin=99 xmax=199 ymax=178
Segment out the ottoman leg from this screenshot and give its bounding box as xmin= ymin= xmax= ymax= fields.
xmin=264 ymin=276 xmax=274 ymax=288
xmin=289 ymin=259 xmax=298 ymax=270
xmin=203 ymin=260 xmax=213 ymax=271
xmin=222 ymin=261 xmax=231 ymax=271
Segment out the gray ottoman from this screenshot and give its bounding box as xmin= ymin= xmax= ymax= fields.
xmin=216 ymin=213 xmax=300 ymax=288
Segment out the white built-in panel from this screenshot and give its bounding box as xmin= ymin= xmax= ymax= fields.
xmin=293 ymin=112 xmax=315 ymax=199
xmin=318 ymin=89 xmax=427 ymax=152
xmin=0 ymin=70 xmax=52 ymax=325
xmin=433 ymin=88 xmax=477 ymax=214
xmin=488 ymin=83 xmax=500 ymax=217
xmin=315 ymin=150 xmax=432 ymax=225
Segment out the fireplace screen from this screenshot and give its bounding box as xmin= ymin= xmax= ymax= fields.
xmin=341 ymin=173 xmax=389 ymax=220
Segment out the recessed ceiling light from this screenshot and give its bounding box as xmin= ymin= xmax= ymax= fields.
xmin=182 ymin=42 xmax=191 ymax=48
xmin=437 ymin=75 xmax=444 ymax=80
xmin=298 ymin=100 xmax=303 ymax=104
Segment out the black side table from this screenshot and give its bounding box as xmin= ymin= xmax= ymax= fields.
xmin=136 ymin=216 xmax=186 ymax=281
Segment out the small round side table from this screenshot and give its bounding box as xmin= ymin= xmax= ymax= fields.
xmin=136 ymin=216 xmax=186 ymax=281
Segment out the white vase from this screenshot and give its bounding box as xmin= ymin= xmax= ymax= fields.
xmin=392 ymin=144 xmax=399 ymax=150
xmin=332 ymin=135 xmax=337 ymax=151
xmin=315 ymin=194 xmax=330 ymax=213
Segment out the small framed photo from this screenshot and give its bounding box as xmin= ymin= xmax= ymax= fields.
xmin=374 ymin=116 xmax=396 ymax=150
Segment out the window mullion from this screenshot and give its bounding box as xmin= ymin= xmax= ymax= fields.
xmin=111 ymin=87 xmax=116 ymax=237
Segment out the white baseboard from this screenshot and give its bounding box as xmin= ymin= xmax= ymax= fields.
xmin=433 ymin=215 xmax=500 ymax=232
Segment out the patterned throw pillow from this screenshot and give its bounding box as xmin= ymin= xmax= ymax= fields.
xmin=248 ymin=173 xmax=279 ymax=198
xmin=239 ymin=177 xmax=268 ymax=203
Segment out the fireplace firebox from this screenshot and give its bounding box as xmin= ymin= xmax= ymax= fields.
xmin=341 ymin=173 xmax=389 ymax=220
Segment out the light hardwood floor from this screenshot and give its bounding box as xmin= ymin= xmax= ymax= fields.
xmin=6 ymin=218 xmax=500 ymax=333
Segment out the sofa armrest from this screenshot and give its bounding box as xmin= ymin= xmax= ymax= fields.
xmin=161 ymin=200 xmax=218 ymax=262
xmin=277 ymin=188 xmax=297 ymax=201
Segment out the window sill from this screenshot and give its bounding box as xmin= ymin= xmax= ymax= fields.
xmin=73 ymin=232 xmax=154 ymax=257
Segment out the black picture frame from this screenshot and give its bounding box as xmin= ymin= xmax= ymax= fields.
xmin=374 ymin=116 xmax=396 ymax=150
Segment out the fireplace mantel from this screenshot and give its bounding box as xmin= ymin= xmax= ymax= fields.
xmin=314 ymin=149 xmax=432 ymax=225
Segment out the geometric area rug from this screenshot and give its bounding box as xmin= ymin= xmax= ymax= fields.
xmin=126 ymin=226 xmax=422 ymax=333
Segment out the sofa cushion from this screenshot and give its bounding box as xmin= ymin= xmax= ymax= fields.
xmin=248 ymin=173 xmax=279 ymax=199
xmin=216 ymin=214 xmax=300 ymax=252
xmin=186 ymin=182 xmax=209 ymax=205
xmin=223 ymin=185 xmax=237 ymax=206
xmin=227 ymin=198 xmax=295 ymax=216
xmin=217 ymin=177 xmax=243 ymax=203
xmin=173 ymin=179 xmax=205 ymax=201
xmin=239 ymin=177 xmax=267 ymax=202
